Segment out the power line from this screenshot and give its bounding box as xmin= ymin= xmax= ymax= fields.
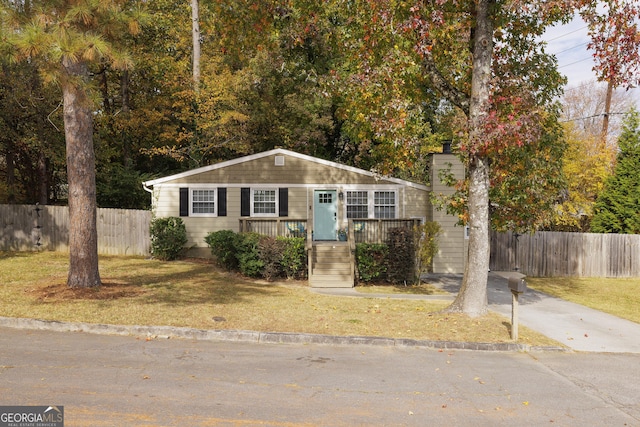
xmin=553 ymin=41 xmax=589 ymax=56
xmin=561 ymin=112 xmax=626 ymax=123
xmin=545 ymin=25 xmax=589 ymax=42
xmin=558 ymin=56 xmax=593 ymax=69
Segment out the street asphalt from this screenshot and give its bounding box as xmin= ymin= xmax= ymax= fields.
xmin=2 ymin=327 xmax=640 ymax=426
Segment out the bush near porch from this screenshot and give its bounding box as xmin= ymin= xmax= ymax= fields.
xmin=203 ymin=225 xmax=438 ymax=285
xmin=205 ymin=231 xmax=307 ymax=281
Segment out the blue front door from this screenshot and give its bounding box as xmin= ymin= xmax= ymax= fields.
xmin=313 ymin=190 xmax=337 ymax=240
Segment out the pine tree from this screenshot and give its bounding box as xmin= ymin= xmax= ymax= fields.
xmin=591 ymin=108 xmax=640 ymax=234
xmin=3 ymin=0 xmax=143 ymax=287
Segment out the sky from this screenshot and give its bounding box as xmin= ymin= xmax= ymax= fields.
xmin=543 ymin=16 xmax=640 ymax=109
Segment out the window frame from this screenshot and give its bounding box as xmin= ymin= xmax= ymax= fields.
xmin=251 ymin=188 xmax=279 ymax=217
xmin=344 ymin=189 xmax=398 ymax=219
xmin=189 ymin=187 xmax=217 ymax=217
xmin=373 ymin=190 xmax=397 ymax=219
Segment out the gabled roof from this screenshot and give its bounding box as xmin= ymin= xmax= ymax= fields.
xmin=143 ymin=148 xmax=429 ymax=190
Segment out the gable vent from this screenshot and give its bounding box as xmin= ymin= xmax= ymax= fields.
xmin=275 ymin=155 xmax=285 ymax=166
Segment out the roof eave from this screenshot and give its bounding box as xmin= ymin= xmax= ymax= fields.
xmin=143 ymin=148 xmax=429 ymax=191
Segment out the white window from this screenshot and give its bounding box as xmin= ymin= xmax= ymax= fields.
xmin=345 ymin=190 xmax=397 ymax=219
xmin=374 ymin=191 xmax=396 ymax=219
xmin=252 ymin=189 xmax=277 ymax=216
xmin=191 ymin=188 xmax=216 ymax=216
xmin=346 ymin=191 xmax=368 ymax=219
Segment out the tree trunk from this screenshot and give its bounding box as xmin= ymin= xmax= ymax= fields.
xmin=446 ymin=0 xmax=494 ymax=317
xmin=121 ymin=70 xmax=132 ymax=167
xmin=447 ymin=155 xmax=490 ymax=316
xmin=37 ymin=149 xmax=48 ymax=205
xmin=36 ymin=103 xmax=49 ymax=205
xmin=5 ymin=144 xmax=16 ymax=203
xmin=62 ymin=58 xmax=101 ymax=288
xmin=191 ymin=0 xmax=201 ymax=90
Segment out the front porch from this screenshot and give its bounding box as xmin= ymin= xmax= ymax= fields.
xmin=238 ymin=218 xmax=422 ymax=288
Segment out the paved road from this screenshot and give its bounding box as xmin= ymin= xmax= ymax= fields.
xmin=1 ymin=327 xmax=639 ymax=426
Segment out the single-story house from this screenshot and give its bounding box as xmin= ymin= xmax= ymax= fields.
xmin=143 ymin=148 xmax=466 ymax=287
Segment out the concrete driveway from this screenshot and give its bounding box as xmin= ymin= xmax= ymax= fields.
xmin=425 ymin=272 xmax=640 ymax=353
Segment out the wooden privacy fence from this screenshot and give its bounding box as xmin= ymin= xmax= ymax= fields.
xmin=490 ymin=230 xmax=640 ymax=277
xmin=0 ymin=204 xmax=151 ymax=256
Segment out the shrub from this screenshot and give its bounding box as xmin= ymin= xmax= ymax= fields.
xmin=355 ymin=243 xmax=388 ymax=283
xmin=278 ymin=236 xmax=307 ymax=279
xmin=386 ymin=227 xmax=415 ymax=284
xmin=204 ymin=230 xmax=240 ymax=270
xmin=149 ymin=217 xmax=188 ymax=261
xmin=204 ymin=231 xmax=308 ymax=280
xmin=236 ymin=232 xmax=264 ymax=277
xmin=414 ymin=221 xmax=441 ymax=276
xmin=258 ymin=236 xmax=286 ymax=281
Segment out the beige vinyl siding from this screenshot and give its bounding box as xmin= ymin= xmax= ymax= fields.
xmin=286 ymin=187 xmax=308 ymax=218
xmin=152 ymin=185 xmax=308 ymax=250
xmin=152 ymin=185 xmax=180 ymax=217
xmin=167 ymin=154 xmax=396 ymax=186
xmin=402 ymin=186 xmax=430 ymax=220
xmin=429 ymin=154 xmax=467 ymax=274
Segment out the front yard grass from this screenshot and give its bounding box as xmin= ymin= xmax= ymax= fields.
xmin=527 ymin=277 xmax=640 ymax=324
xmin=0 ymin=251 xmax=560 ymax=346
xmin=355 ymin=283 xmax=449 ymax=295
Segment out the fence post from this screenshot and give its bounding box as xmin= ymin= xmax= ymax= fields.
xmin=34 ymin=203 xmax=43 ymax=249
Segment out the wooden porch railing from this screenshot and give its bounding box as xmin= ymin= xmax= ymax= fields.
xmin=238 ymin=218 xmax=422 ymax=244
xmin=238 ymin=219 xmax=308 ymax=238
xmin=348 ymin=218 xmax=423 ymax=244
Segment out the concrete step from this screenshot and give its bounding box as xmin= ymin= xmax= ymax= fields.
xmin=309 ymin=277 xmax=352 ymax=288
xmin=312 ymin=266 xmax=352 ymax=275
xmin=309 ymin=242 xmax=354 ymax=288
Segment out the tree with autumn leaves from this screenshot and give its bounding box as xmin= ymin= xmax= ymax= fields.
xmin=547 ymin=81 xmax=636 ymax=232
xmin=1 ymin=0 xmax=639 ymax=312
xmin=591 ymin=108 xmax=640 ymax=234
xmin=327 ymin=0 xmax=640 ymax=315
xmin=427 ymin=0 xmax=639 ymax=316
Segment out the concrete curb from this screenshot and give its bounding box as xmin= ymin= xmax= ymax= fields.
xmin=0 ymin=316 xmax=568 ymax=353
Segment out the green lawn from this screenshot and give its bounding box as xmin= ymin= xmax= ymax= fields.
xmin=0 ymin=251 xmax=562 ymax=346
xmin=527 ymin=276 xmax=640 ymax=324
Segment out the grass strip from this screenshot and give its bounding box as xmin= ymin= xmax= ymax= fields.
xmin=0 ymin=251 xmax=561 ymax=346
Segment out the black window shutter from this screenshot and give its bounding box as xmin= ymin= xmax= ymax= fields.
xmin=218 ymin=188 xmax=227 ymax=216
xmin=279 ymin=188 xmax=288 ymax=217
xmin=179 ymin=188 xmax=189 ymax=217
xmin=241 ymin=188 xmax=250 ymax=217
